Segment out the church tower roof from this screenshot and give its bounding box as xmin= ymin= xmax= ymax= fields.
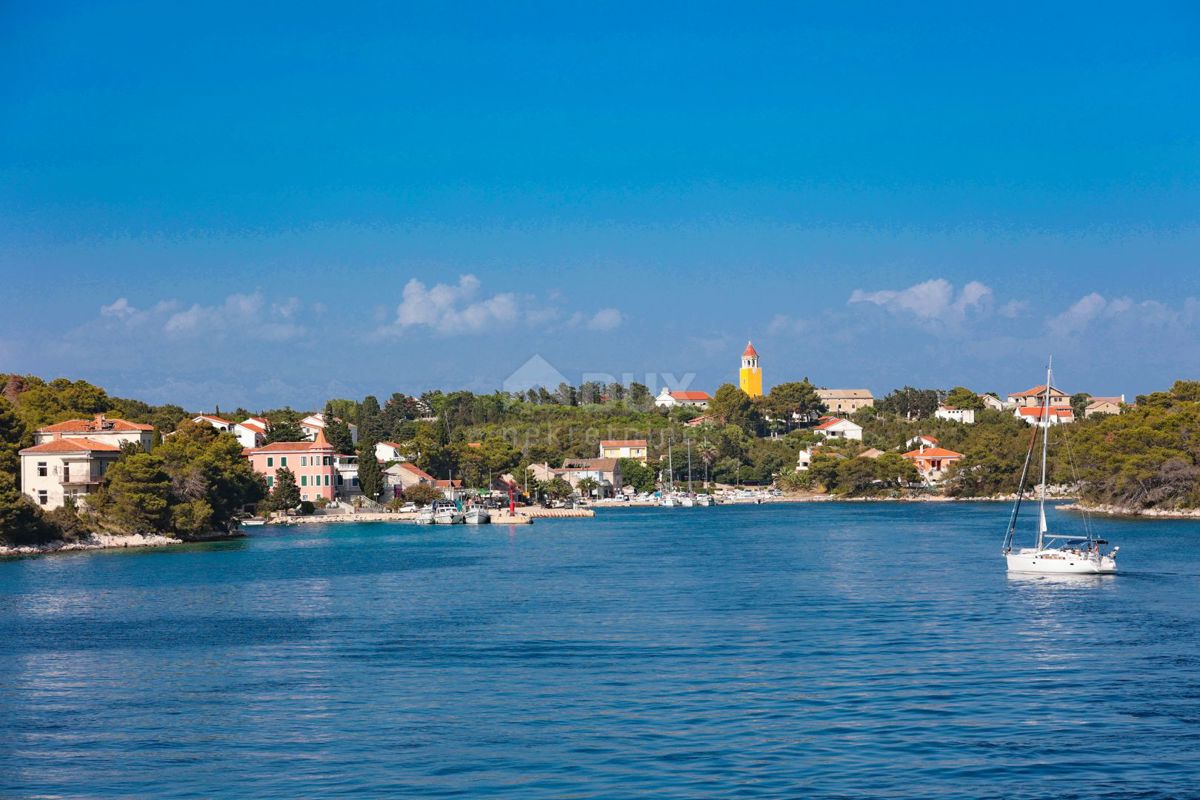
xmin=742 ymin=341 xmax=758 ymax=358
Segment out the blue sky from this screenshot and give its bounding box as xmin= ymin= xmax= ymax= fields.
xmin=2 ymin=2 xmax=1198 ymax=409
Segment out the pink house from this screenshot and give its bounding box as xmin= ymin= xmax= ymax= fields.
xmin=246 ymin=429 xmax=335 ymax=502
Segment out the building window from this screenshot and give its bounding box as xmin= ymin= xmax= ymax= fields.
xmin=37 ymin=490 xmax=47 ymax=505
xmin=267 ymin=476 xmax=274 ymax=487
xmin=324 ymin=475 xmax=330 ymax=486
xmin=323 ymin=456 xmax=331 ymax=466
xmin=352 ymin=477 xmax=359 ymax=487
xmin=267 ymin=457 xmax=274 ymax=467
xmin=337 ymin=475 xmax=343 ymax=485
xmin=301 ymin=456 xmax=308 ymax=467
xmin=37 ymin=462 xmax=47 ymax=477
xmin=280 ymin=457 xmax=287 ymax=467
xmin=301 ymin=475 xmax=308 ymax=486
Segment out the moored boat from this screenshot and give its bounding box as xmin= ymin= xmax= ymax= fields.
xmin=1003 ymin=359 xmax=1119 ymax=575
xmin=464 ymin=507 xmax=491 ymax=525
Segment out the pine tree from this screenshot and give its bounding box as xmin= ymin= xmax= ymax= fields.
xmin=266 ymin=466 xmax=301 ymax=512
xmin=356 ymin=439 xmax=383 ymax=501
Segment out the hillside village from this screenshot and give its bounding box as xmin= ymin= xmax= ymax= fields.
xmin=2 ymin=341 xmax=1145 ymax=543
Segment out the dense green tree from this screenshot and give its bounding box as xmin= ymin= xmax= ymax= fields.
xmin=765 ymin=380 xmax=827 ymax=427
xmin=356 ymin=440 xmax=383 ymax=501
xmin=878 ymin=387 xmax=941 ymax=420
xmin=576 ymin=476 xmax=600 ymax=497
xmin=0 ymin=397 xmax=27 ymax=481
xmin=263 ymin=409 xmax=306 ymax=444
xmin=156 ymin=420 xmax=265 ymax=532
xmin=617 ymin=458 xmax=656 ymax=493
xmin=323 ymin=413 xmax=355 ymax=455
xmin=265 ymin=466 xmax=301 ymax=512
xmin=0 ymin=472 xmax=53 ymax=546
xmin=709 ymin=384 xmax=762 ymax=435
xmin=943 ymin=387 xmax=985 ymax=411
xmin=402 ymin=483 xmax=442 ymax=507
xmin=627 ymin=382 xmax=653 ymax=410
xmin=1070 ymin=392 xmax=1093 ymax=419
xmin=545 ymin=476 xmax=573 ymax=500
xmin=90 ymin=452 xmax=173 ymax=534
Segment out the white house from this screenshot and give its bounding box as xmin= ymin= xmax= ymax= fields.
xmin=192 ymin=414 xmax=234 ymax=432
xmin=813 ymin=417 xmax=863 ymax=441
xmin=978 ymin=394 xmax=1007 ymax=411
xmin=1015 ymin=406 xmax=1075 ymax=427
xmin=299 ymin=413 xmax=359 ymax=444
xmin=654 ymin=388 xmax=712 ymax=409
xmin=233 ymin=417 xmax=268 ymax=450
xmin=20 ymin=415 xmax=155 ymax=511
xmin=374 ymin=441 xmax=407 ymax=462
xmin=906 ymin=434 xmax=940 ymax=450
xmin=796 ymin=447 xmax=815 ymax=472
xmin=934 ymin=406 xmax=976 ymax=424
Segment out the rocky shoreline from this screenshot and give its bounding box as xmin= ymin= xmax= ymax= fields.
xmin=1059 ymin=502 xmax=1200 ymax=520
xmin=0 ymin=531 xmax=244 ymax=558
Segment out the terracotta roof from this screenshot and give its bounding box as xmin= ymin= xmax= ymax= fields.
xmin=391 ymin=462 xmax=434 ymax=480
xmin=1010 ymin=384 xmax=1067 ymax=398
xmin=1087 ymin=396 xmax=1124 ymax=407
xmin=814 ymin=417 xmax=857 ymax=430
xmin=21 ymin=437 xmax=121 ymax=454
xmin=237 ymin=420 xmax=267 ymax=434
xmin=670 ymin=391 xmax=712 ymax=402
xmin=194 ymin=414 xmax=231 ymax=425
xmin=816 ymin=389 xmax=874 ymax=399
xmin=858 ymin=448 xmax=885 ymax=459
xmin=434 ymin=479 xmax=463 ymax=488
xmin=562 ymin=458 xmax=619 ymax=472
xmin=912 ymin=435 xmax=940 ymax=445
xmin=248 ymin=440 xmax=333 ymax=454
xmin=600 ymin=439 xmax=647 ymax=448
xmin=742 ymin=341 xmax=758 ymax=358
xmin=1017 ymin=406 xmax=1074 ymax=418
xmin=902 ymin=447 xmax=964 ymax=459
xmin=39 ymin=416 xmax=153 ymax=434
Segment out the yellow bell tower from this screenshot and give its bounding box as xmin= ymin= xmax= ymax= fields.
xmin=739 ymin=341 xmax=763 ymax=397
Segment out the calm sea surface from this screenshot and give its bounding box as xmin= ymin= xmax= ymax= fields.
xmin=1 ymin=503 xmax=1198 ymax=799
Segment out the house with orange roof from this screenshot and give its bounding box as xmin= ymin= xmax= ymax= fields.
xmin=1007 ymin=384 xmax=1071 ymax=409
xmin=245 ymin=429 xmax=335 ymax=503
xmin=299 ymin=413 xmax=359 ymax=445
xmin=233 ymin=417 xmax=268 ymax=449
xmin=599 ymin=439 xmax=648 ymax=463
xmin=383 ymin=461 xmax=436 ymax=499
xmin=35 ymin=414 xmax=154 ymax=451
xmin=192 ymin=414 xmax=234 ymax=432
xmin=654 ymin=387 xmax=712 ymax=410
xmin=813 ymin=416 xmax=863 ymax=441
xmin=1084 ymin=396 xmax=1125 ymax=418
xmin=902 ymin=445 xmax=964 ymax=483
xmin=19 ymin=436 xmax=123 ymax=510
xmin=1015 ymin=405 xmax=1075 ymax=427
xmin=374 ymin=441 xmax=408 ymax=462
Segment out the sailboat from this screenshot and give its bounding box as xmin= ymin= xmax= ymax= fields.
xmin=680 ymin=440 xmax=696 ymax=506
xmin=1003 ymin=359 xmax=1119 ymax=574
xmin=661 ymin=436 xmax=678 ymax=507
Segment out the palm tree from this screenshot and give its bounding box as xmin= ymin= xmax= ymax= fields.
xmin=698 ymin=441 xmax=718 ymax=487
xmin=577 ymin=476 xmax=600 ymax=499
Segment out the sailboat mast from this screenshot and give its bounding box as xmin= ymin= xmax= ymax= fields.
xmin=1036 ymin=358 xmax=1052 ymax=550
xmin=667 ymin=435 xmax=674 ymax=492
xmin=687 ymin=439 xmax=693 ymax=494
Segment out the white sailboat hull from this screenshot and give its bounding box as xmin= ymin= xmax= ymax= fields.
xmin=1006 ymin=548 xmax=1117 ymax=574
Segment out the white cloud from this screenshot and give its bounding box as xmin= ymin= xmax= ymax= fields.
xmin=1047 ymin=293 xmax=1196 ymax=338
xmin=161 ymin=292 xmax=307 ymax=341
xmin=568 ymin=308 xmax=624 ymax=331
xmin=100 ymin=298 xmax=138 ymax=319
xmin=390 ymin=274 xmax=519 ymax=334
xmin=380 ymin=274 xmax=623 ymax=337
xmin=848 ymin=278 xmax=994 ymax=325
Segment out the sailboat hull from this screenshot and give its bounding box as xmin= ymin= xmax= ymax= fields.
xmin=1006 ymin=548 xmax=1117 ymax=574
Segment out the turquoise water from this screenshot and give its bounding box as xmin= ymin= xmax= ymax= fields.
xmin=1 ymin=503 xmax=1198 ymax=798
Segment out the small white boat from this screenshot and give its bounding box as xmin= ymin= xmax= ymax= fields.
xmin=1003 ymin=359 xmax=1118 ymax=575
xmin=660 ymin=494 xmax=678 ymax=508
xmin=464 ymin=507 xmax=491 ymax=525
xmin=433 ymin=503 xmax=464 ymax=524
xmin=240 ymin=518 xmax=266 ymax=527
xmin=695 ymin=494 xmax=715 ymax=507
xmin=413 ymin=508 xmax=435 ymax=525
xmin=679 ymin=495 xmax=695 ymax=507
